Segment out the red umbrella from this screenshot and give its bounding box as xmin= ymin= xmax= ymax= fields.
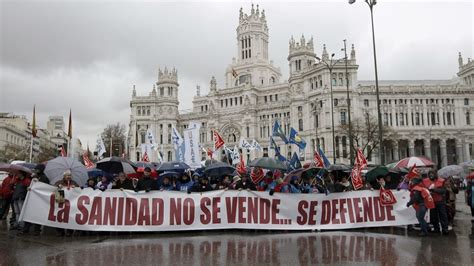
xmin=395 ymin=156 xmax=434 ymax=168
xmin=466 ymin=173 xmax=474 ymax=180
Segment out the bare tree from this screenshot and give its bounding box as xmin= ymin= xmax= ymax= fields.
xmin=101 ymin=123 xmax=126 ymax=157
xmin=339 ymin=110 xmax=396 ymax=159
xmin=0 ymin=143 xmax=29 ymax=162
xmin=37 ymin=144 xmax=58 ymax=163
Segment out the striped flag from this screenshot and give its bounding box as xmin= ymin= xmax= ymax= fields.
xmin=83 ymin=152 xmax=95 ymax=169
xmin=351 ymin=149 xmax=367 ymax=190
xmin=313 ymin=149 xmax=324 ymax=168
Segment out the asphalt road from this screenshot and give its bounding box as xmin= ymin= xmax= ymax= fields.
xmin=1 ymin=197 xmax=473 ymax=265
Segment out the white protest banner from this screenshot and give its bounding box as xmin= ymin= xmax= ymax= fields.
xmin=183 ymin=122 xmax=201 ymax=169
xmin=20 ymin=182 xmax=417 ymax=232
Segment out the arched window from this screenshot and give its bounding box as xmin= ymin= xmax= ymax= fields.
xmin=167 ymin=151 xmax=172 ymax=161
xmin=446 ymin=112 xmax=452 ymax=125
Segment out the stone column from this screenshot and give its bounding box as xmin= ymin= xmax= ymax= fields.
xmin=408 ymin=139 xmax=415 ymax=157
xmin=464 ymin=139 xmax=471 ymax=162
xmin=393 ymin=140 xmax=400 ymax=161
xmin=424 ymin=139 xmax=431 ymax=160
xmin=440 ymin=138 xmax=448 ymax=167
xmin=455 ymin=140 xmax=464 ymax=164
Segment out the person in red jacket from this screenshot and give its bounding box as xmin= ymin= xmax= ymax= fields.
xmin=11 ymin=171 xmax=31 ymax=231
xmin=0 ymin=173 xmax=16 ymax=224
xmin=407 ymin=177 xmax=435 ymax=236
xmin=423 ymin=170 xmax=449 ymax=234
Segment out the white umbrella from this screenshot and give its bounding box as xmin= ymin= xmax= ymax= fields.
xmin=437 ymin=165 xmax=463 ymax=178
xmin=45 ymin=157 xmax=88 ymax=186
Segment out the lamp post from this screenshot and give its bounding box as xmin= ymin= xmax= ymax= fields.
xmin=342 ymin=40 xmax=354 ymax=165
xmin=316 ymin=53 xmax=338 ymax=164
xmin=349 ymin=0 xmax=384 ymax=164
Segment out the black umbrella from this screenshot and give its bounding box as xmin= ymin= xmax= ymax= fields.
xmin=328 ymin=164 xmax=351 ymax=172
xmin=365 ymin=165 xmax=389 ymax=183
xmin=248 ymin=158 xmax=288 ymax=170
xmin=157 ymin=161 xmax=190 ymax=173
xmin=204 ymin=161 xmax=236 ymax=178
xmin=96 ymin=157 xmax=137 ymax=174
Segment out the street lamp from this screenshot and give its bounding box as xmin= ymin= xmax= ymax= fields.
xmin=349 ymin=0 xmax=384 ymax=164
xmin=316 ymin=52 xmax=338 ymax=164
xmin=342 ymin=40 xmax=354 ymax=165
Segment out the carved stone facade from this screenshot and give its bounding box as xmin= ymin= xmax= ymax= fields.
xmin=128 ymin=5 xmax=474 ymax=167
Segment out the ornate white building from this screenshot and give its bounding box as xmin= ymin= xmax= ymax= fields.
xmin=128 ymin=5 xmax=474 ymax=168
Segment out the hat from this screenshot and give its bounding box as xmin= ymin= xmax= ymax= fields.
xmin=63 ymin=170 xmax=72 ymax=176
xmin=144 ymin=167 xmax=152 ymax=172
xmin=233 ymin=175 xmax=241 ymax=183
xmin=34 ymin=164 xmax=45 ymax=172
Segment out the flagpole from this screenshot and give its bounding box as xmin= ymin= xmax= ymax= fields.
xmin=29 ymin=136 xmax=34 ymax=162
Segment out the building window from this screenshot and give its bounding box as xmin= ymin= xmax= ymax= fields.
xmin=342 ymin=136 xmax=347 ymax=158
xmin=340 ymin=111 xmax=347 ymax=125
xmin=168 ymin=151 xmax=172 ymax=161
xmin=464 ymin=98 xmax=469 ymax=105
xmin=332 ymin=78 xmax=337 ymax=86
xmin=137 ymin=107 xmax=141 ymax=116
xmin=275 ymin=94 xmax=278 ymax=101
xmin=147 ymin=107 xmax=150 ymax=116
xmin=334 ymin=99 xmax=338 ymax=106
xmin=141 ymin=132 xmax=146 ymax=144
xmin=431 ymin=112 xmax=436 ymax=125
xmin=246 ymin=126 xmax=250 ymax=138
xmin=339 ymin=78 xmax=343 ymax=86
xmin=263 ymin=148 xmax=268 ymax=157
xmin=400 ymin=113 xmax=405 ymax=126
xmin=270 ymin=95 xmax=273 ymax=101
xmin=383 ymin=113 xmax=388 ymax=126
xmin=415 ymin=113 xmax=420 ymax=126
xmin=298 ymin=106 xmax=303 ymax=112
xmin=364 ymin=99 xmax=369 ymax=107
xmin=467 ymin=112 xmax=471 ymax=125
xmin=264 ymin=96 xmax=267 ymax=103
xmin=240 ymin=97 xmax=243 ymax=105
xmin=447 ymin=112 xmax=452 ymax=125
xmin=298 ymin=119 xmax=304 ymax=131
xmin=160 ymin=87 xmax=164 ymax=96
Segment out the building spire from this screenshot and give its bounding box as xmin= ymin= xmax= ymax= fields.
xmin=458 ymin=52 xmax=463 ymax=68
xmin=322 ymin=44 xmax=328 ymax=60
xmin=132 ymin=85 xmax=136 ymax=97
xmin=351 ymin=44 xmax=356 ymax=60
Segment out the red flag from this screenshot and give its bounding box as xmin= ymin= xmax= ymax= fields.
xmin=212 ymin=130 xmax=225 ymax=150
xmin=32 ymin=105 xmax=37 ymax=138
xmin=379 ymin=186 xmax=397 ymax=206
xmin=236 ymin=154 xmax=246 ymax=175
xmin=60 ymin=145 xmax=67 ymax=157
xmin=142 ymin=152 xmax=150 ymax=162
xmin=351 ymin=148 xmax=367 ymax=190
xmin=406 ymin=164 xmax=419 ymax=180
xmin=207 ymin=148 xmax=214 ymax=159
xmin=250 ymin=167 xmax=264 ymax=184
xmin=313 ymin=150 xmax=324 ymax=168
xmin=83 ymin=152 xmax=95 ymax=169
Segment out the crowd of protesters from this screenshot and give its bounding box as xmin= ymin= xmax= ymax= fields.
xmin=1 ymin=163 xmax=473 ymax=237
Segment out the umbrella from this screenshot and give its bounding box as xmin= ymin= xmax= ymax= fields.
xmin=204 ymin=162 xmax=236 ymax=177
xmin=44 ymin=157 xmax=88 ymax=186
xmin=160 ymin=171 xmax=180 ymax=179
xmin=395 ymin=156 xmax=434 ymax=168
xmin=466 ymin=173 xmax=474 ymax=180
xmin=0 ymin=163 xmax=32 ymax=175
xmin=284 ymin=168 xmax=305 ymax=182
xmin=87 ymin=168 xmax=114 ymax=179
xmin=365 ymin=165 xmax=389 ymax=182
xmin=301 ymin=167 xmax=323 ymax=180
xmin=459 ymin=160 xmax=474 ymax=168
xmin=157 ymin=161 xmax=190 ymax=173
xmin=18 ymin=162 xmax=38 ymax=170
xmin=385 ymin=162 xmax=398 ymax=169
xmin=437 ymin=165 xmax=464 ymax=178
xmin=328 ymin=164 xmax=351 ymax=172
xmin=96 ymin=157 xmax=137 ymax=174
xmin=248 ymin=157 xmax=288 ymax=170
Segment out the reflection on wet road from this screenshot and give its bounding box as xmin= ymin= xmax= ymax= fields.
xmin=1 ymin=201 xmax=473 ymax=265
xmin=1 ymin=227 xmax=473 ymax=265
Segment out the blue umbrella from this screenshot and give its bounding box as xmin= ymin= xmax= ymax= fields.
xmin=204 ymin=161 xmax=236 ymax=178
xmin=157 ymin=161 xmax=190 ymax=173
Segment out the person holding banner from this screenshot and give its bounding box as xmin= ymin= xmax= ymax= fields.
xmin=234 ymin=174 xmax=256 ymax=191
xmin=159 ymin=176 xmax=176 ymax=191
xmin=176 ymin=173 xmax=194 ymax=193
xmin=112 ymin=172 xmax=134 ymax=191
xmin=135 ymin=167 xmax=158 ymax=192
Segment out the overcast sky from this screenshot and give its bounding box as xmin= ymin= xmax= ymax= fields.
xmin=1 ymin=0 xmax=472 ymax=149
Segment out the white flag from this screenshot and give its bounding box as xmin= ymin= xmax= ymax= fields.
xmin=146 ymin=128 xmax=158 ymax=151
xmin=251 ymin=139 xmax=262 ymax=151
xmin=231 ymin=145 xmax=241 ymax=165
xmin=239 ymin=137 xmax=253 ymax=150
xmin=96 ymin=135 xmax=106 ymax=158
xmin=172 ymin=127 xmax=185 ymax=162
xmin=183 ymin=122 xmax=201 ymax=169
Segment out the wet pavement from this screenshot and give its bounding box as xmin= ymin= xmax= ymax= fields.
xmin=1 ymin=198 xmax=473 ymax=265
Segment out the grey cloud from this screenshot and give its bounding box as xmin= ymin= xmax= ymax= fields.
xmin=1 ymin=0 xmax=472 ymax=148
